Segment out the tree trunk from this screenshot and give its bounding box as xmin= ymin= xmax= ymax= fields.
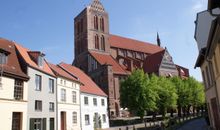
xmin=178 ymin=106 xmax=182 ymax=117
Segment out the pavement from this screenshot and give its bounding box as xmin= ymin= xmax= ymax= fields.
xmin=177 ymin=118 xmax=209 ymax=130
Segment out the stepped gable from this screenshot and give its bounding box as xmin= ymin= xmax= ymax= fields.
xmin=59 ymin=62 xmax=107 ymax=97
xmin=88 ymin=0 xmax=105 ymax=12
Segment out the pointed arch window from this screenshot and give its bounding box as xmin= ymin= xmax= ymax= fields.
xmin=100 ymin=17 xmax=104 ymax=32
xmin=94 ymin=15 xmax=98 ymax=30
xmin=95 ymin=35 xmax=99 ymax=49
xmin=101 ymin=35 xmax=105 ymax=51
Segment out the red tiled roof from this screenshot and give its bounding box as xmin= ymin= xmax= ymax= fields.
xmin=0 ymin=38 xmax=29 ymax=80
xmin=176 ymin=64 xmax=190 ymax=77
xmin=144 ymin=49 xmax=165 ymax=73
xmin=89 ymin=51 xmax=127 ymax=75
xmin=59 ymin=63 xmax=107 ymax=97
xmin=48 ymin=63 xmax=79 ymax=82
xmin=109 ymin=34 xmax=163 ymax=54
xmin=14 ymin=43 xmax=55 ymax=77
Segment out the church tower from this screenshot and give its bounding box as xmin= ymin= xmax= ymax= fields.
xmin=74 ymin=0 xmax=110 ymax=72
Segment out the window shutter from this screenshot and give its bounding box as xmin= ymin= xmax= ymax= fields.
xmin=43 ymin=118 xmax=47 ymax=130
xmin=50 ymin=118 xmax=54 ymax=130
xmin=29 ymin=118 xmax=35 ymax=130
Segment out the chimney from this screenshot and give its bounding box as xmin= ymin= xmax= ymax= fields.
xmin=208 ymin=0 xmax=220 ymax=10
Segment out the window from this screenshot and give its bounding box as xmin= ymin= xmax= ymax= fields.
xmin=61 ymin=89 xmax=66 ymax=102
xmin=100 ymin=17 xmax=104 ymax=31
xmin=214 ymin=54 xmax=219 ymax=75
xmin=94 ymin=15 xmax=98 ymax=30
xmin=84 ymin=96 xmax=89 ymax=105
xmin=38 ymin=56 xmax=44 ymax=67
xmin=101 ymin=99 xmax=105 ymax=106
xmin=95 ymin=35 xmax=99 ymax=49
xmin=202 ymin=71 xmax=207 ymax=89
xmin=35 ymin=100 xmax=42 ymax=111
xmin=101 ymin=35 xmax=105 ymax=51
xmin=85 ymin=115 xmax=90 ymax=125
xmin=14 ymin=80 xmax=23 ymax=100
xmin=205 ymin=66 xmax=211 ymax=86
xmin=35 ymin=75 xmax=42 ymax=91
xmin=60 ymin=79 xmax=63 ymax=85
xmin=64 ymin=80 xmax=66 ymax=86
xmin=0 ymin=53 xmax=7 ymax=64
xmin=93 ymin=98 xmax=97 ymax=106
xmin=72 ymin=91 xmax=77 ymax=103
xmin=49 ymin=79 xmax=54 ymax=93
xmin=34 ymin=119 xmax=42 ymax=130
xmin=102 ymin=114 xmax=106 ymax=123
xmin=49 ymin=102 xmax=54 ymax=112
xmin=72 ymin=112 xmax=77 ymax=124
xmin=12 ymin=112 xmax=22 ymax=130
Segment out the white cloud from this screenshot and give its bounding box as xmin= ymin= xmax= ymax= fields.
xmin=191 ymin=0 xmax=207 ymax=13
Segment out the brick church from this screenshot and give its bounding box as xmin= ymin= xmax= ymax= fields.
xmin=73 ymin=0 xmax=189 ymax=118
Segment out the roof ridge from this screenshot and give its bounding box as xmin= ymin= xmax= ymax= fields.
xmin=110 ymin=34 xmax=160 ymax=47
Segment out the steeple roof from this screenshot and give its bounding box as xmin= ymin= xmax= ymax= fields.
xmin=89 ymin=0 xmax=105 ymax=12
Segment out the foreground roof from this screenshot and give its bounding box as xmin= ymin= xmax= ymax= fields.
xmin=15 ymin=43 xmax=55 ymax=77
xmin=89 ymin=51 xmax=127 ymax=75
xmin=0 ymin=38 xmax=29 ymax=80
xmin=109 ymin=34 xmax=163 ymax=54
xmin=59 ymin=63 xmax=107 ymax=97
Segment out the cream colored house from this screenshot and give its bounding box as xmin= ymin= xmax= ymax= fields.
xmin=49 ymin=63 xmax=81 ymax=130
xmin=0 ymin=39 xmax=29 ymax=130
xmin=195 ymin=0 xmax=220 ymax=129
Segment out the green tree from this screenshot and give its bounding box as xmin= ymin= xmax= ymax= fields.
xmin=184 ymin=77 xmax=205 ymax=114
xmin=120 ymin=69 xmax=157 ymax=120
xmin=171 ymin=76 xmax=191 ymax=117
xmin=155 ymin=76 xmax=178 ymax=118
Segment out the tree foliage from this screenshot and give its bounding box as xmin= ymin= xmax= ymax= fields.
xmin=120 ymin=69 xmax=205 ymax=119
xmin=120 ymin=69 xmax=157 ymax=119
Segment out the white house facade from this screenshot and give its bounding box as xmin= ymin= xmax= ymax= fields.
xmin=49 ymin=63 xmax=81 ymax=130
xmin=15 ymin=43 xmax=57 ymax=130
xmin=81 ymin=93 xmax=109 ymax=130
xmin=26 ymin=67 xmax=57 ymax=130
xmin=59 ymin=63 xmax=109 ymax=130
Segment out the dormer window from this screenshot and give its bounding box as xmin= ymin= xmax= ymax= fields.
xmin=38 ymin=55 xmax=44 ymax=67
xmin=28 ymin=51 xmax=45 ymax=68
xmin=0 ymin=52 xmax=8 ymax=64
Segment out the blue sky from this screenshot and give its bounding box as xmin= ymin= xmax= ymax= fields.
xmin=0 ymin=0 xmax=207 ymax=81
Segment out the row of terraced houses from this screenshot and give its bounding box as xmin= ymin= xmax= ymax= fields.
xmin=0 ymin=38 xmax=109 ymax=130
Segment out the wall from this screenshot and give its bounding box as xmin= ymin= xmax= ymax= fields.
xmin=27 ymin=67 xmax=57 ymax=130
xmin=57 ymin=77 xmax=81 ymax=130
xmin=0 ymin=76 xmax=28 ymax=130
xmin=81 ymin=93 xmax=109 ymax=130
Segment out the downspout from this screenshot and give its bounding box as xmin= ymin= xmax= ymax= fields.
xmin=56 ymin=79 xmax=58 ymax=130
xmin=80 ymin=91 xmax=82 ymax=130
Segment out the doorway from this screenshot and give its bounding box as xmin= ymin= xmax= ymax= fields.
xmin=61 ymin=112 xmax=66 ymax=130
